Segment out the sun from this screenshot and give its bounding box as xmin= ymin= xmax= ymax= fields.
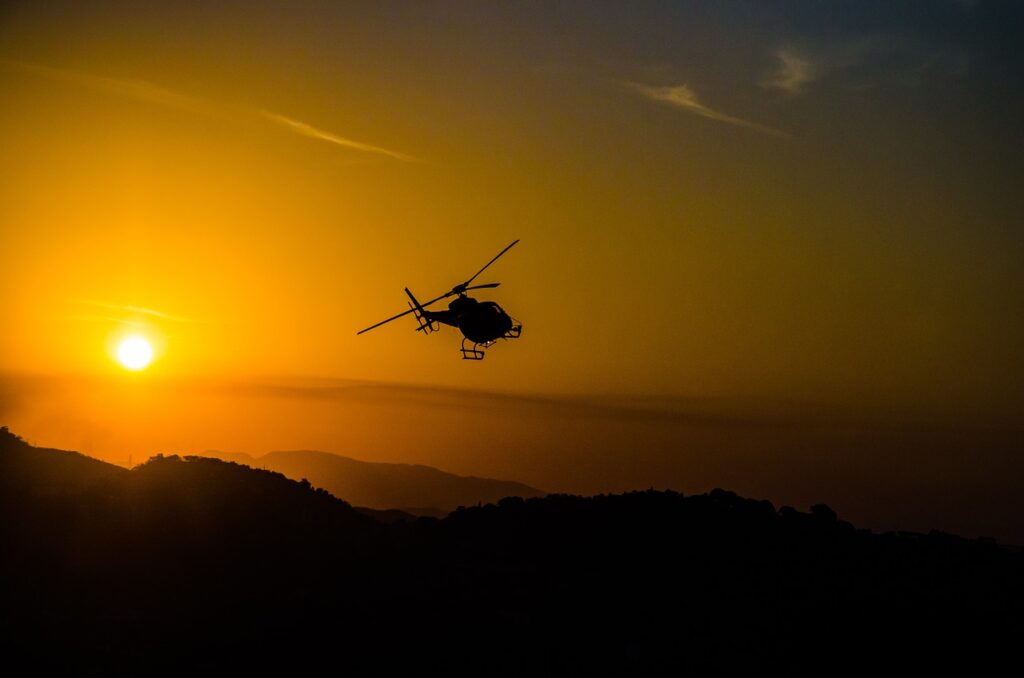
xmin=117 ymin=336 xmax=154 ymax=370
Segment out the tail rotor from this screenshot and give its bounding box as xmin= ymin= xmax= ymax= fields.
xmin=405 ymin=288 xmax=437 ymax=334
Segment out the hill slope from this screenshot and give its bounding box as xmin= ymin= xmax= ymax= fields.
xmin=208 ymin=448 xmax=545 ymax=512
xmin=0 ymin=425 xmax=126 ymax=491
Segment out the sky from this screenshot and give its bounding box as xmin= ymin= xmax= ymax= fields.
xmin=1 ymin=2 xmax=1022 ymax=537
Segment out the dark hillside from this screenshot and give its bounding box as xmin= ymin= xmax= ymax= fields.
xmin=0 ymin=426 xmax=126 ymax=491
xmin=1 ymin=435 xmax=386 ymax=675
xmin=2 ymin=430 xmax=1021 ymax=676
xmin=405 ymin=492 xmax=1024 ymax=675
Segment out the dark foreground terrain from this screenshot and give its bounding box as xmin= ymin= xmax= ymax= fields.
xmin=2 ymin=427 xmax=1021 ymax=676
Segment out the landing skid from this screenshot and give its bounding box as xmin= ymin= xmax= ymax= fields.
xmin=460 ymin=340 xmax=487 ymax=360
xmin=460 ymin=324 xmax=522 ymax=360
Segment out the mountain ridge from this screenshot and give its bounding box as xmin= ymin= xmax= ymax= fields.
xmin=202 ymin=447 xmax=545 ymax=512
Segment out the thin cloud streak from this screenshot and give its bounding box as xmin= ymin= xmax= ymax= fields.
xmin=628 ymin=82 xmax=789 ymax=139
xmin=3 ymin=60 xmax=416 ymax=162
xmin=66 ymin=314 xmax=149 ymax=326
xmin=260 ymin=111 xmax=418 ymax=162
xmin=5 ymin=60 xmax=231 ymax=119
xmin=73 ymin=299 xmax=198 ymax=324
xmin=761 ymin=49 xmax=816 ymax=94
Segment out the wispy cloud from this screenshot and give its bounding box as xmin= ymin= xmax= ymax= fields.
xmin=3 ymin=60 xmax=416 ymax=162
xmin=72 ymin=299 xmax=198 ymax=324
xmin=761 ymin=49 xmax=816 ymax=94
xmin=762 ymin=36 xmax=971 ymax=94
xmin=628 ymin=82 xmax=789 ymax=138
xmin=260 ymin=111 xmax=418 ymax=162
xmin=6 ymin=60 xmax=230 ymax=119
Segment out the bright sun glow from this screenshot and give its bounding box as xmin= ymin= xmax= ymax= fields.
xmin=117 ymin=336 xmax=154 ymax=370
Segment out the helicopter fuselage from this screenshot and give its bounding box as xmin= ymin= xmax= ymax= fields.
xmin=425 ymin=296 xmax=514 ymax=344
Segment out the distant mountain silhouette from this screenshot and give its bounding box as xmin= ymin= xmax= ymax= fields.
xmin=2 ymin=427 xmax=1021 ymax=676
xmin=203 ymin=448 xmax=544 ymax=514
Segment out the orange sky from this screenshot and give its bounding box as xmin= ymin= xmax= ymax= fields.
xmin=2 ymin=2 xmax=1022 ymax=413
xmin=1 ymin=3 xmax=1022 ymax=539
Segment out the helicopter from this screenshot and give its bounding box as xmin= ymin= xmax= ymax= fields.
xmin=357 ymin=240 xmax=523 ymax=360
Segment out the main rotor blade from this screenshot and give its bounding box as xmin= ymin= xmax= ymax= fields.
xmin=463 ymin=282 xmax=500 ymax=291
xmin=357 ymin=308 xmax=416 ymax=334
xmin=462 ymin=239 xmax=519 ymax=288
xmin=417 ymin=290 xmax=453 ymax=307
xmin=356 ymin=290 xmax=451 ymax=335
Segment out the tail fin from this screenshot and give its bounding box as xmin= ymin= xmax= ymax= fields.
xmin=405 ymin=288 xmax=437 ymax=334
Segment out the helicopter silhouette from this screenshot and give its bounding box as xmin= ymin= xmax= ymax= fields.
xmin=357 ymin=240 xmax=523 ymax=360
